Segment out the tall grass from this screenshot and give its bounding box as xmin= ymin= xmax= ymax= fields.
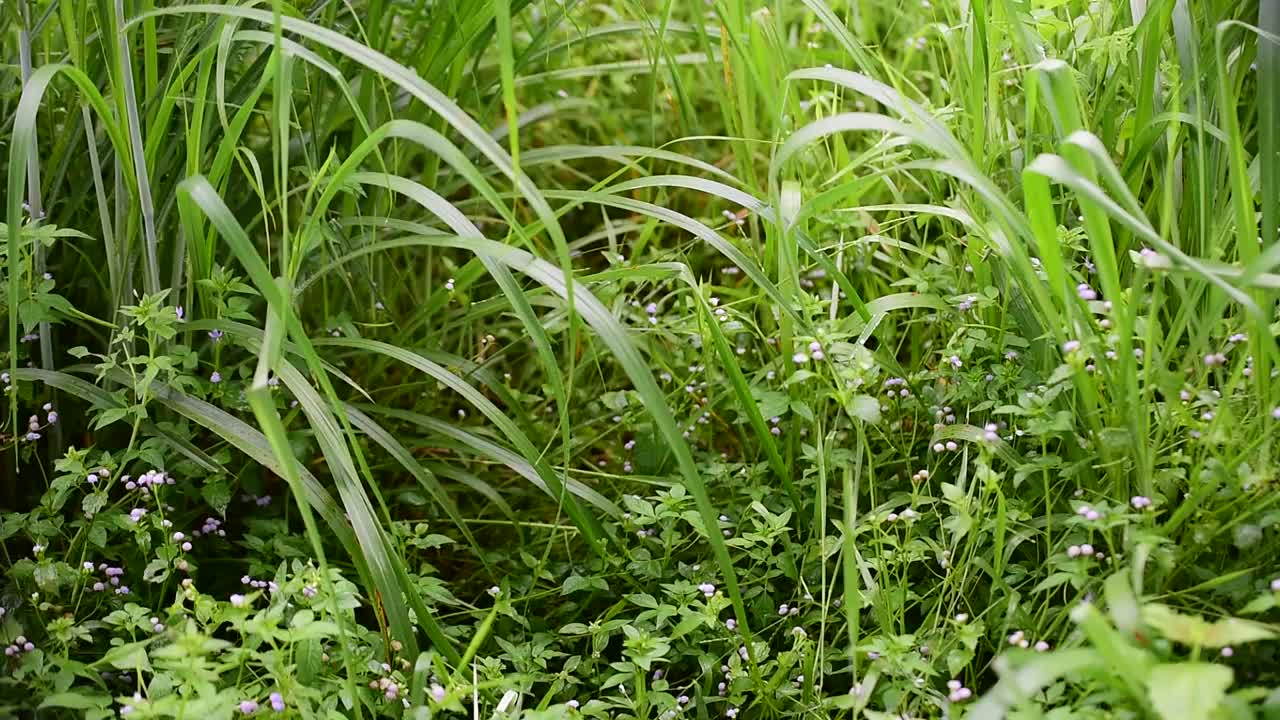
xmin=3 ymin=0 xmax=1279 ymax=717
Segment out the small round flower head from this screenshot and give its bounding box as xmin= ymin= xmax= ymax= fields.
xmin=726 ymin=708 xmax=738 ymax=718
xmin=566 ymin=699 xmax=580 ymax=710
xmin=1130 ymin=495 xmax=1152 ymax=509
xmin=933 ymin=442 xmax=945 ymax=453
xmin=1204 ymin=353 xmax=1227 ymax=367
xmin=1062 ymin=340 xmax=1081 ymax=354
xmin=268 ymin=693 xmax=285 ymax=712
xmin=1068 ymin=545 xmax=1081 ymax=558
xmin=698 ymin=582 xmax=716 ymax=597
xmin=726 ymin=618 xmax=737 ymax=631
xmin=792 ymin=352 xmax=809 ymax=364
xmin=778 ymin=603 xmax=789 ymax=615
xmin=1080 ymin=543 xmax=1094 ymax=555
xmin=945 ymin=441 xmax=958 ymax=451
xmin=1077 ymin=283 xmax=1097 ymax=301
xmin=430 ymin=685 xmax=446 ymax=703
xmin=239 ymin=700 xmax=258 ymax=715
xmin=1221 ymin=646 xmax=1234 ymax=657
xmin=210 ymin=371 xmax=222 ymax=384
xmin=1034 ymin=640 xmax=1050 ymax=651
xmin=983 ymin=423 xmax=999 ymax=442
xmin=230 ymin=594 xmax=246 ymax=608
xmin=948 ymin=355 xmax=962 ymax=368
xmin=1270 ymin=578 xmax=1280 ymax=592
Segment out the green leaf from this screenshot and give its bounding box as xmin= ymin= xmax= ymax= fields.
xmin=561 ymin=575 xmax=609 ymax=595
xmin=102 ymin=641 xmax=151 ymax=672
xmin=202 ymin=478 xmax=231 ymax=516
xmin=39 ymin=692 xmax=112 ymax=710
xmin=1147 ymin=663 xmax=1233 ymax=720
xmin=846 ymin=395 xmax=882 ymax=424
xmin=1142 ymin=604 xmax=1277 ymax=648
xmin=142 ymin=559 xmax=169 ymax=584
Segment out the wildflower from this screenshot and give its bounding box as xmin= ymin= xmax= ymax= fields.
xmin=1062 ymin=340 xmax=1081 ymax=354
xmin=1076 ymin=283 xmax=1097 ymax=301
xmin=230 ymin=594 xmax=246 ymax=607
xmin=210 ymin=371 xmax=222 ymax=384
xmin=726 ymin=618 xmax=737 ymax=631
xmin=948 ymin=355 xmax=962 ymax=368
xmin=208 ymin=329 xmax=224 ymax=341
xmin=120 ymin=706 xmax=134 ymax=716
xmin=303 ymin=584 xmax=317 ymax=598
xmin=778 ymin=603 xmax=789 ymax=615
xmin=1204 ymin=353 xmax=1227 ymax=367
xmin=1270 ymin=578 xmax=1280 ymax=592
xmin=239 ymin=700 xmax=258 ymax=714
xmin=566 ymin=699 xmax=579 ymax=709
xmin=932 ymin=442 xmax=945 ymax=452
xmin=445 ymin=278 xmax=455 ymax=291
xmin=1130 ymin=496 xmax=1152 ymax=509
xmin=488 ymin=585 xmax=501 ymax=597
xmin=792 ymin=352 xmax=809 ymax=364
xmin=678 ymin=696 xmax=690 ymax=705
xmin=983 ymin=423 xmax=999 ymax=442
xmin=1221 ymin=646 xmax=1234 ymax=657
xmin=945 ymin=441 xmax=958 ymax=451
xmin=269 ymin=693 xmax=285 ymax=712
xmin=726 ymin=708 xmax=738 ymax=718
xmin=1229 ymin=333 xmax=1247 ymax=343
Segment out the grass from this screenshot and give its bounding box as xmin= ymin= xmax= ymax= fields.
xmin=2 ymin=0 xmax=1280 ymax=718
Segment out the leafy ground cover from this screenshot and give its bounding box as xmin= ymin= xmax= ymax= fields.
xmin=3 ymin=0 xmax=1280 ymax=718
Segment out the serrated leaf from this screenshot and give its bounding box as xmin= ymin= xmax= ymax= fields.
xmin=201 ymin=478 xmax=230 ymax=515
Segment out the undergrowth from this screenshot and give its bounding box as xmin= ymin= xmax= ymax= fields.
xmin=3 ymin=0 xmax=1280 ymax=719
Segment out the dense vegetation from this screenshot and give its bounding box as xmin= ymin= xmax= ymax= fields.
xmin=3 ymin=0 xmax=1280 ymax=718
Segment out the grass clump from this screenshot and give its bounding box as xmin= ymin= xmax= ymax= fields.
xmin=3 ymin=0 xmax=1280 ymax=718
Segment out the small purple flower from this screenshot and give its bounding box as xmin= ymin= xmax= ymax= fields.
xmin=698 ymin=582 xmax=716 ymax=597
xmin=210 ymin=371 xmax=222 ymax=384
xmin=208 ymin=329 xmax=224 ymax=341
xmin=269 ymin=693 xmax=285 ymax=712
xmin=239 ymin=700 xmax=258 ymax=714
xmin=303 ymin=584 xmax=317 ymax=598
xmin=431 ymin=685 xmax=446 ymax=703
xmin=175 ymin=306 xmax=184 ymax=320
xmin=948 ymin=355 xmax=962 ymax=368
xmin=230 ymin=594 xmax=246 ymax=607
xmin=1076 ymin=283 xmax=1097 ymax=301
xmin=1062 ymin=340 xmax=1081 ymax=354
